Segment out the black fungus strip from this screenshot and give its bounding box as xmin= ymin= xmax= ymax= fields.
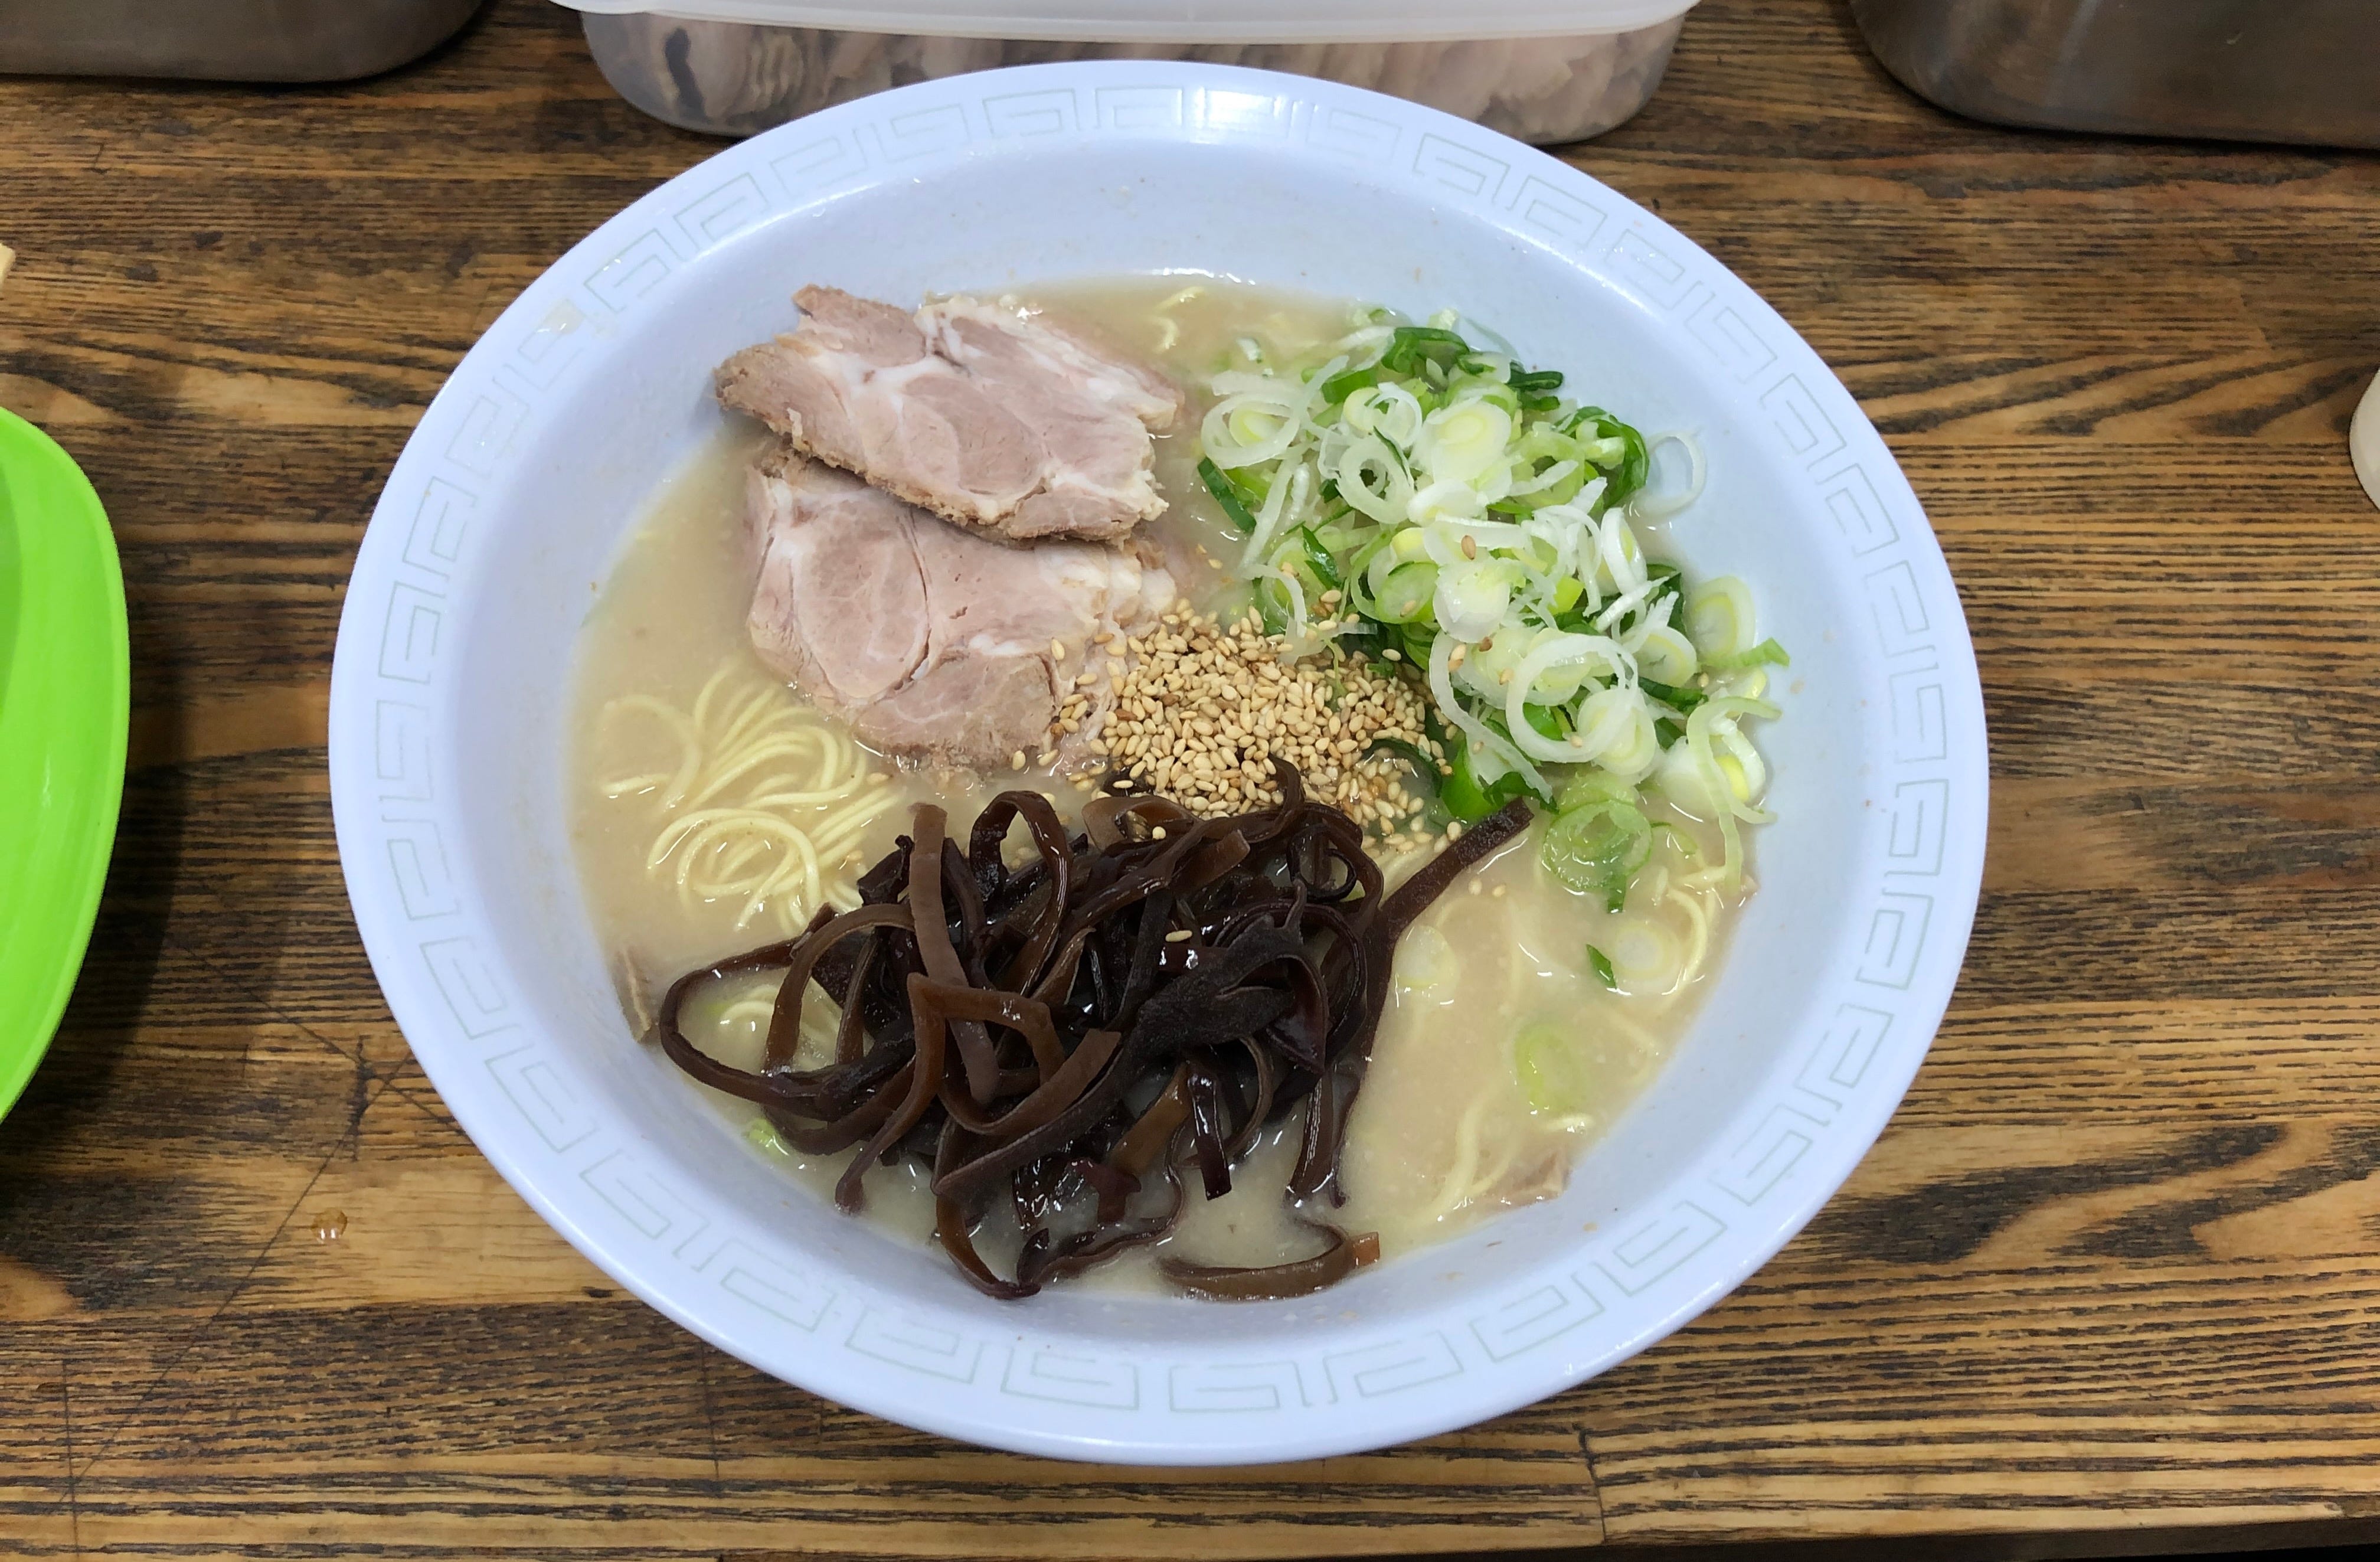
xmin=1160 ymin=1226 xmax=1382 ymax=1302
xmin=651 ymin=765 xmax=1529 ymax=1298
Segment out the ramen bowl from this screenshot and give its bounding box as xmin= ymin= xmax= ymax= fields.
xmin=328 ymin=60 xmax=1986 ymax=1464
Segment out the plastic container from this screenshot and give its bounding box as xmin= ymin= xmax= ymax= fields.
xmin=563 ymin=1 xmax=1697 ymax=144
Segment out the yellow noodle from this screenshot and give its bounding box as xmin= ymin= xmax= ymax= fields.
xmin=721 ymin=991 xmax=840 ymax=1061
xmin=691 ymin=728 xmax=846 ymax=808
xmin=741 ymin=780 xmax=868 ymax=811
xmin=600 ymin=694 xmax=702 ymax=804
xmin=658 ymin=812 xmax=822 ymax=927
xmin=690 ymin=666 xmax=737 ymax=730
xmin=1469 ymin=1138 xmax=1519 ymax=1210
xmin=808 ymin=792 xmax=904 ymax=862
xmin=720 ymin=996 xmax=777 ymax=1027
xmin=1666 ymin=885 xmax=1714 ymax=991
xmin=1421 ymin=1090 xmax=1490 ymax=1226
xmin=1150 ymin=283 xmax=1205 ymax=352
xmin=1421 ymin=1097 xmax=1526 ymax=1227
xmin=600 ymin=662 xmax=884 ymax=931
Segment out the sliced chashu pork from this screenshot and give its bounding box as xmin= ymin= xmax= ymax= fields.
xmin=717 ymin=286 xmax=1185 ymax=544
xmin=744 ymin=445 xmax=1175 ymax=770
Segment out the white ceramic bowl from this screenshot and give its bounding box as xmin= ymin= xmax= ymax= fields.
xmin=330 ymin=60 xmax=1986 ymax=1465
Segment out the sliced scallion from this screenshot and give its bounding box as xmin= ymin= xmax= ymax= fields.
xmin=1708 ymin=636 xmax=1790 ymax=671
xmin=1372 ymin=561 xmax=1439 ymax=624
xmin=1196 ymin=455 xmax=1259 ymax=534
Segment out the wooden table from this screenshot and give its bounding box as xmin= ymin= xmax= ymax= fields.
xmin=5 ymin=1 xmax=2379 ymax=1555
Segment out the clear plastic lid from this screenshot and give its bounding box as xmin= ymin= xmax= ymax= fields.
xmin=558 ymin=0 xmax=1699 ymax=44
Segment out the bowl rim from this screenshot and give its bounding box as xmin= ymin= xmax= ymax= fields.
xmin=329 ymin=57 xmax=1987 ymax=1464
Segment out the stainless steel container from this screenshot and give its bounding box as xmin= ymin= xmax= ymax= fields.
xmin=0 ymin=0 xmax=486 ymax=82
xmin=1849 ymin=0 xmax=2380 ymax=151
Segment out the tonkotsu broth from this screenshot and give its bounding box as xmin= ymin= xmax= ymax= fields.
xmin=568 ymin=277 xmax=1744 ymax=1288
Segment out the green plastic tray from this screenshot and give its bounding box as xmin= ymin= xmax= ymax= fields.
xmin=0 ymin=409 xmax=128 ymax=1122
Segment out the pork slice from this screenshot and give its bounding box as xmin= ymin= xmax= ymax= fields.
xmin=920 ymin=298 xmax=1181 ymax=542
xmin=743 ymin=445 xmax=1175 ymax=771
xmin=717 ymin=289 xmax=929 ymax=480
xmin=746 ymin=448 xmax=929 ymax=707
xmin=855 ymin=654 xmax=1062 ymax=768
xmin=715 ymin=285 xmax=1186 ymax=545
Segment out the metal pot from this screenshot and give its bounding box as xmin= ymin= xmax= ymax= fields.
xmin=0 ymin=0 xmax=485 ymax=83
xmin=1849 ymin=0 xmax=2380 ymax=150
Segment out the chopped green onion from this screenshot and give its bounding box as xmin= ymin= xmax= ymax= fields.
xmin=1322 ymin=363 xmax=1381 ymax=404
xmin=1372 ymin=561 xmax=1439 ymax=623
xmin=1196 ymin=456 xmax=1259 ymax=535
xmin=1635 ymin=625 xmax=1699 ymax=685
xmin=1191 ymin=301 xmax=1775 ymax=903
xmin=1297 ymin=527 xmax=1343 ymax=589
xmin=1540 ymin=795 xmax=1652 ymax=907
xmin=1584 ymin=946 xmax=1618 ymax=990
xmin=1439 ymin=734 xmax=1496 ymax=821
xmin=1683 ymin=576 xmax=1757 ymax=661
xmin=1555 ymin=769 xmax=1636 ymax=813
xmin=1380 ymin=325 xmax=1471 ymax=375
xmin=1514 ymin=1022 xmax=1590 ymax=1115
xmin=1642 ymin=677 xmax=1706 ymax=753
xmin=1708 ymin=637 xmax=1790 ymax=671
xmin=1439 ymin=732 xmax=1535 ymax=822
xmin=1571 ymin=407 xmax=1650 ymax=509
xmin=1393 ymin=923 xmax=1460 ymax=995
xmin=1343 ymin=528 xmax=1398 ymax=590
xmin=1639 ymin=678 xmax=1706 ymax=717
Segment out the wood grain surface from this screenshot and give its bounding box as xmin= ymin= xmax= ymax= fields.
xmin=4 ymin=0 xmax=2379 ymax=1556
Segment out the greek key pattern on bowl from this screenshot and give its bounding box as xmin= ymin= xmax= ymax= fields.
xmin=340 ymin=63 xmax=1979 ymax=1453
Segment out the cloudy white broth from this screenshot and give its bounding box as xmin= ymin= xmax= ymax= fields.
xmin=570 ymin=277 xmax=1777 ymax=1296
